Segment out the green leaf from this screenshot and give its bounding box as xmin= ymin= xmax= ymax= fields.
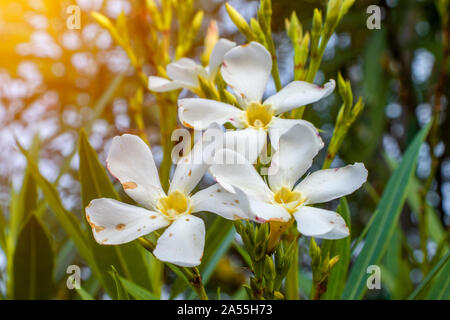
xmin=359 ymin=30 xmax=388 ymax=160
xmin=386 ymin=157 xmax=448 ymax=249
xmin=78 ymin=130 xmax=158 ymax=297
xmin=54 ymin=240 xmax=77 ymax=283
xmin=10 ymin=169 xmax=37 ymax=243
xmin=322 ymin=197 xmax=351 ymax=299
xmin=15 ymin=141 xmax=98 ymax=286
xmin=117 ymin=275 xmax=159 ymax=300
xmin=409 ymin=251 xmax=450 ymax=300
xmin=342 ymin=123 xmax=431 ymax=300
xmin=425 ymin=251 xmax=450 ymax=299
xmin=12 ymin=214 xmax=54 ymax=299
xmin=110 ymin=266 xmax=130 ymax=300
xmin=199 ymin=218 xmax=235 ymax=284
xmin=76 ymin=287 xmax=95 ymax=300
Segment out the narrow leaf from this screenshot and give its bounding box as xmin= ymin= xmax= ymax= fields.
xmin=322 ymin=197 xmax=351 ymax=299
xmin=342 ymin=123 xmax=431 ymax=300
xmin=77 ymin=286 xmax=95 ymax=300
xmin=409 ymin=251 xmax=450 ymax=300
xmin=110 ymin=266 xmax=130 ymax=300
xmin=12 ymin=215 xmax=54 ymax=299
xmin=117 ymin=276 xmax=159 ymax=300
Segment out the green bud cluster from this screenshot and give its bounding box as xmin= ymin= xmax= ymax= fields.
xmin=235 ymin=221 xmax=296 ymax=300
xmin=309 ymin=238 xmax=340 ymax=299
xmin=323 ymin=73 xmax=364 ymax=169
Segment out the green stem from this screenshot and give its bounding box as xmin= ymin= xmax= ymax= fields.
xmin=285 ymin=239 xmax=299 ymax=300
xmin=271 ymin=58 xmax=282 ymax=92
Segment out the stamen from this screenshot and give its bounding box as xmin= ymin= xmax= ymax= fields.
xmin=273 ymin=187 xmax=305 ymax=213
xmin=157 ymin=190 xmax=192 ymax=219
xmin=245 ymin=102 xmax=273 ymax=129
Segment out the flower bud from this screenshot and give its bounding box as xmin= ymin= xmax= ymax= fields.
xmin=225 ymin=3 xmax=256 ymax=41
xmin=201 ymin=20 xmax=219 ymax=66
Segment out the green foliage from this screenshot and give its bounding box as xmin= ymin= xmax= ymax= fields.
xmin=342 ymin=123 xmax=432 ymax=300
xmin=116 ymin=275 xmax=159 ymax=300
xmin=321 ymin=198 xmax=351 ymax=299
xmin=12 ymin=214 xmax=54 ymax=299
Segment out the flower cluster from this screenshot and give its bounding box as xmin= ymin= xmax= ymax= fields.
xmin=86 ymin=42 xmax=368 ymax=267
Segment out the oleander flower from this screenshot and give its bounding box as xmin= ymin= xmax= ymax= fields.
xmin=178 ymin=41 xmax=335 ymax=151
xmin=209 ymin=124 xmax=368 ymax=239
xmin=85 ymin=129 xmax=252 ymax=267
xmin=148 ymin=38 xmax=236 ymax=93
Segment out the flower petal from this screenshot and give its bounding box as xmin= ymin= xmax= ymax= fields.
xmin=295 ymin=163 xmax=368 ymax=205
xmin=265 ymin=80 xmax=336 ymax=114
xmin=86 ymin=198 xmax=170 ymax=245
xmin=221 ymin=42 xmax=272 ymax=103
xmin=293 ymin=206 xmax=349 ymax=239
xmin=191 ymin=183 xmax=251 ymax=220
xmin=249 ymin=199 xmax=292 ymax=223
xmin=223 ymin=127 xmax=267 ymax=164
xmin=153 ymin=215 xmax=205 ymax=267
xmin=210 ymin=148 xmax=273 ymax=202
xmin=268 ymin=122 xmax=323 ymax=191
xmin=178 ymin=98 xmax=244 ymax=130
xmin=170 ymin=125 xmax=223 ymax=195
xmin=148 ymin=76 xmax=188 ymax=92
xmin=268 ymin=117 xmax=323 ymax=150
xmin=208 ymin=38 xmax=236 ymax=79
xmin=107 ymin=134 xmax=164 ymax=209
xmin=166 ymin=58 xmax=205 ymax=88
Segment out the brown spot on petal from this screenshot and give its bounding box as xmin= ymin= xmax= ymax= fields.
xmin=169 ymin=233 xmax=173 ymax=237
xmin=87 ymin=216 xmax=105 ymax=232
xmin=234 ymin=200 xmax=240 ymax=204
xmin=150 ymin=215 xmax=158 ymax=219
xmin=123 ymin=181 xmax=138 ymax=190
xmin=183 ymin=121 xmax=193 ymax=129
xmin=102 ymin=239 xmax=108 ymax=243
xmin=186 ymin=218 xmax=190 ymax=221
xmin=188 ymin=170 xmax=192 ymax=176
xmin=115 ymin=223 xmax=126 ymax=230
xmin=241 ymin=43 xmax=250 ymax=48
xmin=94 ymin=225 xmax=105 ymax=232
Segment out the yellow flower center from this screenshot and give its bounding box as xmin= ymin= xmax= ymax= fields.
xmin=245 ymin=102 xmax=273 ymax=129
xmin=273 ymin=187 xmax=305 ymax=214
xmin=157 ymin=190 xmax=191 ymax=220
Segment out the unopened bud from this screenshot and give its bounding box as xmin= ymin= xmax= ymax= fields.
xmin=226 ymin=3 xmax=256 ymax=40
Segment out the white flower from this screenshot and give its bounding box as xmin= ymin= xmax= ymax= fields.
xmin=148 ymin=38 xmax=236 ymax=92
xmin=86 ymin=129 xmax=252 ymax=267
xmin=178 ymin=41 xmax=335 ymax=151
xmin=209 ymin=124 xmax=368 ymax=239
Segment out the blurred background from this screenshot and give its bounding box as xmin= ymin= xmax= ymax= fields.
xmin=0 ymin=0 xmax=448 ymax=299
